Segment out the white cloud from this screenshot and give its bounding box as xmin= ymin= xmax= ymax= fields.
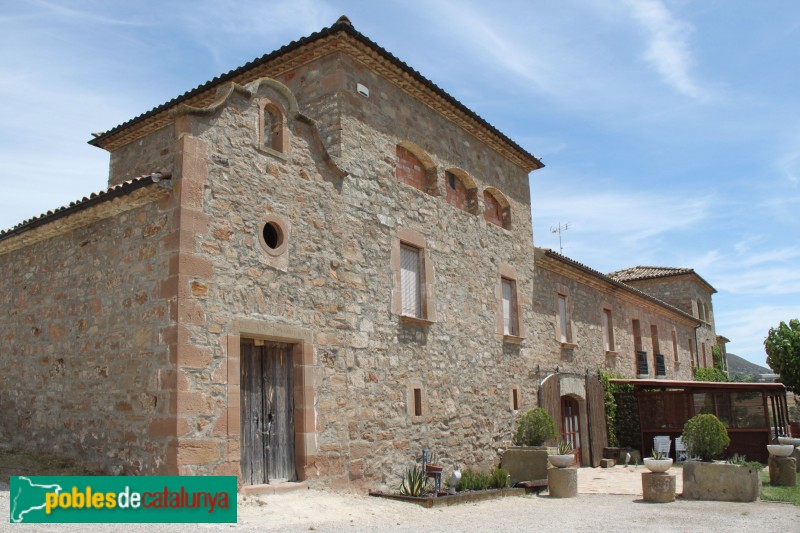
xmin=623 ymin=0 xmax=707 ymax=100
xmin=776 ymin=150 xmax=800 ymax=185
xmin=717 ymin=305 xmax=800 ymax=367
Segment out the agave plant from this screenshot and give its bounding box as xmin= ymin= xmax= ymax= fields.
xmin=557 ymin=440 xmax=574 ymax=455
xmin=651 ymin=449 xmax=665 ymax=460
xmin=399 ymin=465 xmax=428 ymax=497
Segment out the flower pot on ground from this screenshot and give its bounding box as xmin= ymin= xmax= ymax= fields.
xmin=502 ymin=408 xmax=557 ymax=485
xmin=682 ymin=461 xmax=761 ymax=502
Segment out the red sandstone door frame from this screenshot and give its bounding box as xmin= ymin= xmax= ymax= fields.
xmin=240 ymin=340 xmax=296 ymax=484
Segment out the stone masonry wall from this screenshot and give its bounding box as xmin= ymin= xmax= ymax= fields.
xmin=0 ymin=198 xmax=175 ymax=474
xmin=531 ymin=253 xmax=696 ymax=382
xmin=624 ymin=276 xmax=717 ymax=369
xmin=108 ymin=126 xmax=174 ymax=186
xmin=167 ymin=48 xmax=540 ymax=492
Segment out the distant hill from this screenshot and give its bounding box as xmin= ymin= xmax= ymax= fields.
xmin=727 ymin=352 xmax=771 ymax=377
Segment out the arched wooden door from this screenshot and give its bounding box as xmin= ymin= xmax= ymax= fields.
xmin=561 ymin=396 xmax=581 ymax=466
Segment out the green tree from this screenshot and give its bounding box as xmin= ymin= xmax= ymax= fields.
xmin=765 ymin=319 xmax=800 ymax=394
xmin=694 ymin=367 xmax=729 ymax=382
xmin=712 ymin=345 xmax=725 ymax=371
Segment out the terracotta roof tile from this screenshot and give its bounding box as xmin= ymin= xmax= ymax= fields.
xmin=0 ymin=172 xmax=171 ymax=242
xmin=539 ymin=249 xmax=700 ymax=324
xmin=88 ymin=17 xmax=543 ymax=171
xmin=607 ymin=266 xmax=694 ymax=282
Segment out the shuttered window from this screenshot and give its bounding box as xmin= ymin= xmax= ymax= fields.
xmin=602 ymin=309 xmax=613 ymax=352
xmin=558 ymin=294 xmax=568 ymax=343
xmin=502 ymin=278 xmax=518 ymax=336
xmin=400 ymin=244 xmax=422 ymax=317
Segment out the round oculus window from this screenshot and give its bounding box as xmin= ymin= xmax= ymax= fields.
xmin=262 ymin=221 xmax=283 ymax=250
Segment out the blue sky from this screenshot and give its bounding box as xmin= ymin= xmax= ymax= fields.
xmin=1 ymin=0 xmax=798 ymax=367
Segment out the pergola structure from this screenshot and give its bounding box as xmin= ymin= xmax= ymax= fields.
xmin=610 ymin=379 xmax=790 ymax=463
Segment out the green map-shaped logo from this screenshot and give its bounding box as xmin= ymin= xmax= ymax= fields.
xmin=10 ymin=476 xmax=63 ymax=523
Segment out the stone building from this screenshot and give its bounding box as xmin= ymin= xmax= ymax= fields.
xmin=0 ymin=17 xmax=722 ymax=490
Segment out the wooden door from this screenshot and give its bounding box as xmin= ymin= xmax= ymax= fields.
xmin=539 ymin=373 xmax=562 ymax=439
xmin=241 ymin=341 xmax=296 ymax=485
xmin=561 ymin=396 xmax=581 ymax=466
xmin=585 ymin=373 xmax=607 ymax=468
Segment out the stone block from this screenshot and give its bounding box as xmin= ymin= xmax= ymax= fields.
xmin=547 ymin=467 xmax=577 ymax=498
xmin=501 ymin=447 xmax=549 ymax=485
xmin=682 ymin=461 xmax=760 ymax=502
xmin=642 ymin=472 xmax=676 ymax=503
xmin=600 ymin=458 xmax=615 ymax=468
xmin=768 ymin=456 xmax=797 ymax=486
xmin=790 ymin=447 xmax=800 ymax=473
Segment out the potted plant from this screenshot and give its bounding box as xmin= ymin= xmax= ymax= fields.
xmin=548 ymin=440 xmax=575 ymax=468
xmin=513 ymin=407 xmax=557 ymax=447
xmin=501 ymin=407 xmax=557 ymax=485
xmin=681 ymin=414 xmax=760 ymax=502
xmin=643 ymin=449 xmax=673 ymax=473
xmin=424 ymin=451 xmax=443 ymax=473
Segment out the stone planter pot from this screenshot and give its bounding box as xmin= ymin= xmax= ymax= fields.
xmin=767 ymin=444 xmax=794 ymax=457
xmin=501 ymin=447 xmax=549 ymax=485
xmin=777 ymin=437 xmax=800 ymax=447
xmin=643 ymin=458 xmax=673 ymax=473
xmin=548 ymin=454 xmax=575 ymax=468
xmin=682 ymin=461 xmax=760 ymax=502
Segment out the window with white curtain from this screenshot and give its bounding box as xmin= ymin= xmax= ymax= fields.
xmin=400 ymin=244 xmax=422 ymax=318
xmin=502 ymin=277 xmax=518 ymax=336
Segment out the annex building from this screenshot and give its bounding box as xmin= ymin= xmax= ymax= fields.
xmin=0 ymin=17 xmax=724 ymax=491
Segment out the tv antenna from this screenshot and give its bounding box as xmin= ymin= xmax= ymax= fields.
xmin=549 ymin=222 xmax=571 ymax=254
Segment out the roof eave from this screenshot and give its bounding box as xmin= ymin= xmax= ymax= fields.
xmin=87 ymin=18 xmax=543 ymax=172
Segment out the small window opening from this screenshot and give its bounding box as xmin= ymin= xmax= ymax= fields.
xmin=413 ymin=388 xmax=422 ymax=416
xmin=262 ymin=222 xmax=283 ymax=250
xmin=448 ymin=173 xmax=457 ymax=189
xmin=512 ymin=388 xmax=519 ymax=411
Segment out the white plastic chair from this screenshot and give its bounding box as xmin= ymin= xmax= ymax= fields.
xmin=674 ymin=437 xmax=688 ymax=463
xmin=653 ymin=436 xmax=671 ymax=457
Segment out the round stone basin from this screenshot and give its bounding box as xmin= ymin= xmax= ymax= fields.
xmin=548 ymin=454 xmax=575 ymax=468
xmin=643 ymin=458 xmax=673 ymax=473
xmin=776 ymin=437 xmax=800 ymax=447
xmin=767 ymin=444 xmax=795 ymax=457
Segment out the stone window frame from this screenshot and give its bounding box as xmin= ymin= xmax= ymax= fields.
xmin=689 ymin=337 xmax=696 ymax=370
xmin=258 ymin=97 xmax=289 ymax=160
xmin=555 ymin=284 xmax=575 ymax=348
xmin=443 ymin=167 xmax=479 ymax=215
xmin=497 ymin=264 xmax=524 ymax=343
xmin=482 ymin=187 xmax=512 ymax=230
xmin=632 ymin=318 xmax=648 ymax=377
xmin=671 ymin=329 xmax=680 ymax=367
xmin=509 ymin=385 xmax=521 ymax=411
xmin=257 ymin=214 xmax=290 ymax=272
xmin=601 ymin=305 xmax=617 ymax=356
xmin=391 ymin=228 xmax=436 ymax=325
xmin=395 ymin=141 xmax=439 ymax=196
xmin=701 ymin=343 xmax=707 ymax=368
xmin=407 ymin=380 xmax=428 ymax=421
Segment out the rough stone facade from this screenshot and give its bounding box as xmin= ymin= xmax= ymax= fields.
xmin=0 ymin=19 xmax=722 ymax=491
xmin=0 ymin=190 xmax=175 ymax=474
xmin=619 ymin=274 xmax=718 ymax=370
xmin=532 ymin=250 xmax=697 ymax=382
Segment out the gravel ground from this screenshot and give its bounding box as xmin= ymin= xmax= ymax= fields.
xmin=3 ymin=482 xmax=799 ymax=532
